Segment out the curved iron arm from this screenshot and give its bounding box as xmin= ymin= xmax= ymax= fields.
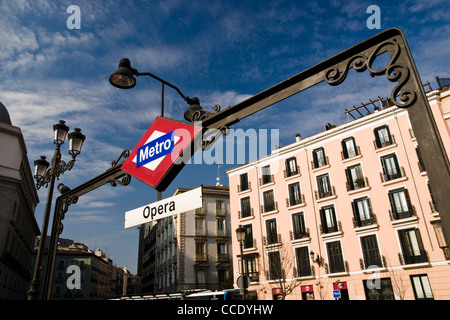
xmin=40 ymin=149 xmax=132 ymax=300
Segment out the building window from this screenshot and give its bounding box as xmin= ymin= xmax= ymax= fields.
xmin=345 ymin=164 xmax=366 ymax=190
xmin=363 ymin=278 xmax=395 ymax=300
xmin=374 ymin=125 xmax=393 ymax=149
xmin=244 ymin=254 xmax=258 ymax=282
xmin=320 ymin=205 xmax=338 ymax=234
xmin=342 ymin=137 xmax=359 ymax=159
xmin=217 ymin=218 xmax=226 ymax=237
xmin=388 ymin=188 xmax=413 ymax=220
xmin=243 ymin=224 xmax=253 ymax=249
xmin=263 ymin=190 xmax=275 ymax=213
xmin=312 ymin=147 xmax=327 ymax=168
xmin=292 ymin=212 xmax=307 ymax=239
xmin=380 ymin=153 xmax=402 ymax=181
xmin=216 ymin=200 xmax=225 ymax=216
xmin=416 ymin=147 xmax=426 ymax=172
xmin=398 ymin=228 xmax=428 ymax=264
xmin=239 ymin=173 xmax=249 ymax=192
xmin=195 ymin=242 xmax=207 ymax=262
xmin=295 ymin=247 xmax=312 ymax=277
xmin=360 ymin=235 xmax=382 ymax=269
xmin=411 ymin=275 xmax=434 ymax=300
xmin=288 ymin=182 xmax=302 ymax=206
xmin=265 ymin=219 xmax=278 ymax=245
xmin=352 ymin=197 xmax=374 ymax=227
xmin=240 ymin=197 xmax=251 ymax=218
xmin=285 ymin=157 xmax=298 ymax=177
xmin=261 ymin=165 xmax=273 ymax=184
xmin=268 ymin=251 xmax=282 ymax=280
xmin=316 ymin=174 xmax=333 ymax=199
xmin=195 ymin=218 xmax=206 ymax=236
xmin=326 ymin=241 xmax=345 ymax=273
xmin=217 ymin=242 xmax=227 ymax=261
xmin=427 ymin=182 xmax=438 ymax=213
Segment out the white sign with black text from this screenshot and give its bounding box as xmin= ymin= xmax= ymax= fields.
xmin=124 ymin=187 xmax=202 ymax=228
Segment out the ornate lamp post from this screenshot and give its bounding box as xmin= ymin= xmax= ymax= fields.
xmin=235 ymin=225 xmax=248 ymax=299
xmin=28 ymin=120 xmax=85 ymax=300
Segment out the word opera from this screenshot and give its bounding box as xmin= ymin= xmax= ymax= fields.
xmin=124 ymin=187 xmax=202 ymax=228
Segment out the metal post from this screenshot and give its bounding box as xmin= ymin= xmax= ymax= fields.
xmin=27 ymin=147 xmax=60 ymax=300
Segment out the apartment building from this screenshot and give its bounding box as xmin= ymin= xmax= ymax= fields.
xmin=140 ymin=185 xmax=233 ymax=294
xmin=45 ymin=242 xmax=137 ymax=300
xmin=227 ymin=85 xmax=450 ymax=300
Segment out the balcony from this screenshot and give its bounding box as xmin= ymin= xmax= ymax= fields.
xmin=314 ymin=186 xmax=336 ymax=201
xmin=263 ymin=233 xmax=281 ymax=246
xmin=237 ymin=181 xmax=251 ymax=193
xmin=259 ymin=174 xmax=274 ymax=186
xmin=286 ymin=194 xmax=305 ymax=207
xmin=216 ymin=208 xmax=226 ymax=217
xmin=195 ymin=207 xmax=205 ymax=216
xmin=346 ymin=177 xmax=370 ymax=192
xmin=398 ymin=250 xmax=429 ymax=266
xmin=217 ymin=253 xmax=229 ymax=262
xmin=380 ymin=167 xmax=406 ymax=184
xmin=374 ymin=134 xmax=396 ymax=150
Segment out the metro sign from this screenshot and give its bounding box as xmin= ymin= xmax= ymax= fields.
xmin=122 ymin=117 xmax=201 ymax=191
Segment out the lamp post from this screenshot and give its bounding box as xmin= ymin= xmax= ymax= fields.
xmin=235 ymin=225 xmax=248 ymax=299
xmin=28 ymin=120 xmax=85 ymax=300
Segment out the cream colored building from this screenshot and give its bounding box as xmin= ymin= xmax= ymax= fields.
xmin=227 ymin=85 xmax=450 ymax=300
xmin=142 ymin=185 xmax=233 ymax=293
xmin=0 ymin=102 xmax=40 ymax=300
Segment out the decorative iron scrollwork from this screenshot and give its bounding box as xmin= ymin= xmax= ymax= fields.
xmin=111 ymin=149 xmax=130 ymax=167
xmin=56 ymin=194 xmax=79 ymax=234
xmin=200 ymin=124 xmax=229 ymax=151
xmin=110 ymin=173 xmax=132 ymax=187
xmin=325 ymin=38 xmax=416 ymax=108
xmin=188 ymin=104 xmax=222 ymax=123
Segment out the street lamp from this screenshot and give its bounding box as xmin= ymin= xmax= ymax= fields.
xmin=28 ymin=120 xmax=85 ymax=300
xmin=109 ymin=57 xmax=199 ymax=118
xmin=310 ymin=251 xmax=323 ymax=267
xmin=235 ymin=225 xmax=248 ymax=299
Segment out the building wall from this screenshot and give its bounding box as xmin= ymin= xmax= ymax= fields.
xmin=0 ymin=122 xmax=40 ymax=300
xmin=151 ymin=186 xmax=233 ymax=293
xmin=227 ymin=96 xmax=450 ymax=300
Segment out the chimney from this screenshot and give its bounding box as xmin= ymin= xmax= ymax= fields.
xmin=296 ymin=133 xmax=301 ymax=142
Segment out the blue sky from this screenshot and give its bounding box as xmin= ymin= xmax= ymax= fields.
xmin=1 ymin=0 xmax=449 ymax=274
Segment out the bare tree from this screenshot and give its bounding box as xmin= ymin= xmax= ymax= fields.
xmin=260 ymin=238 xmax=303 ymax=300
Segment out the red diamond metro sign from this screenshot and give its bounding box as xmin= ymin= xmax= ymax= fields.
xmin=122 ymin=117 xmax=202 ymax=191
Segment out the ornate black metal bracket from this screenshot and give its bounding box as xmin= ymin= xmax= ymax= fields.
xmin=41 ymin=149 xmax=132 ymax=300
xmin=35 ymin=154 xmax=77 ymax=190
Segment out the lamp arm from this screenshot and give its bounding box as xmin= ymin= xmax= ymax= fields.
xmin=137 ymin=72 xmax=192 ymax=104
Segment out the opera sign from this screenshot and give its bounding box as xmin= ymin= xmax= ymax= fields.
xmin=124 ymin=187 xmax=202 ymax=228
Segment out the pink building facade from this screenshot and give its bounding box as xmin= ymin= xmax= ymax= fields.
xmin=227 ymin=88 xmax=450 ymax=300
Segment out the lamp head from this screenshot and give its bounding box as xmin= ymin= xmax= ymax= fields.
xmin=235 ymin=225 xmax=246 ymax=242
xmin=53 ymin=120 xmax=69 ymax=146
xmin=34 ymin=156 xmax=50 ymax=180
xmin=68 ymin=128 xmax=86 ymax=157
xmin=109 ymin=58 xmax=138 ymax=89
